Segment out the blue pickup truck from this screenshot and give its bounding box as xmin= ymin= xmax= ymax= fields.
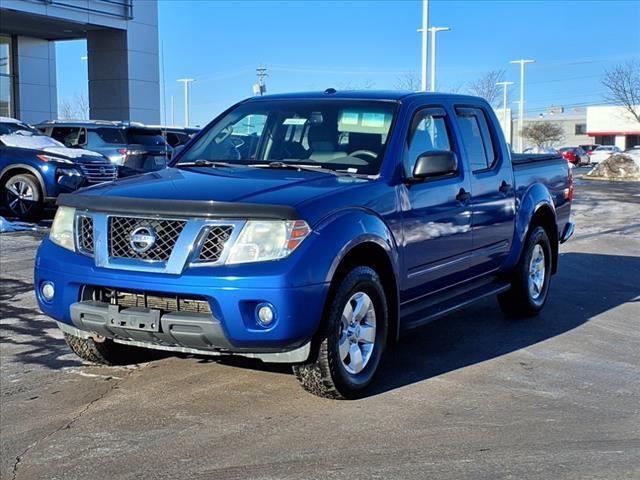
xmin=35 ymin=91 xmax=573 ymax=399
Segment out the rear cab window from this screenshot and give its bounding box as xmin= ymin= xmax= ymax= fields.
xmin=455 ymin=107 xmax=498 ymax=172
xmin=94 ymin=127 xmax=125 ymax=144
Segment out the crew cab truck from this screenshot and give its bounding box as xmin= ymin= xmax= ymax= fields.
xmin=35 ymin=91 xmax=574 ymax=399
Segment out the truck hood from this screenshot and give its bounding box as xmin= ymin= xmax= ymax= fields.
xmin=0 ymin=133 xmax=102 ymax=158
xmin=78 ymin=165 xmax=372 ymax=208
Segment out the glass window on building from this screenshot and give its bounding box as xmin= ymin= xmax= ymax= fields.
xmin=0 ymin=36 xmax=13 ymax=117
xmin=574 ymin=123 xmax=587 ymax=135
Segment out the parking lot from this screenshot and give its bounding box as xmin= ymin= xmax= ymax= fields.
xmin=1 ymin=172 xmax=639 ymax=479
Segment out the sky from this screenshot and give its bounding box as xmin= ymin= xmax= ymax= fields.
xmin=56 ymin=0 xmax=640 ymax=127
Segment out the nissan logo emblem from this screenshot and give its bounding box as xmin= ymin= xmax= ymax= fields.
xmin=99 ymin=166 xmax=106 ymax=174
xmin=130 ymin=226 xmax=157 ymax=254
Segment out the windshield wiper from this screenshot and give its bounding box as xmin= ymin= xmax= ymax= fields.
xmin=250 ymin=161 xmax=341 ymax=176
xmin=177 ymin=159 xmax=235 ymax=168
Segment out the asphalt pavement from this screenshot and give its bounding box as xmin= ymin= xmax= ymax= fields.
xmin=1 ymin=173 xmax=639 ymax=479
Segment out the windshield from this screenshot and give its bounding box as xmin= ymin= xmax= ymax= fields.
xmin=0 ymin=122 xmax=64 ymax=149
xmin=126 ymin=128 xmax=167 ymax=146
xmin=176 ymin=99 xmax=398 ymax=175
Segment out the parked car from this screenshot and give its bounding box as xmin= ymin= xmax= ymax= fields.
xmin=579 ymin=144 xmax=600 ymax=159
xmin=559 ymin=147 xmax=588 ymax=166
xmin=148 ymin=125 xmax=200 ymax=148
xmin=589 ymin=145 xmax=622 ymax=164
xmin=523 ymin=146 xmax=559 ymax=155
xmin=35 ymin=91 xmax=573 ymax=399
xmin=36 ymin=120 xmax=173 ymax=174
xmin=623 ymin=146 xmax=640 ymax=166
xmin=0 ymin=117 xmax=117 ymax=220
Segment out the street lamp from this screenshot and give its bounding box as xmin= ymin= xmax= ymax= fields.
xmin=496 ymin=81 xmax=514 ymax=140
xmin=428 ymin=26 xmax=450 ymax=92
xmin=418 ymin=0 xmax=429 ymax=92
xmin=509 ymin=59 xmax=534 ymax=153
xmin=177 ymin=78 xmax=195 ymax=127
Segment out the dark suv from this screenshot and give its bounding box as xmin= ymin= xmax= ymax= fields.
xmin=1 ymin=117 xmax=116 ymax=220
xmin=36 ymin=120 xmax=173 ymax=174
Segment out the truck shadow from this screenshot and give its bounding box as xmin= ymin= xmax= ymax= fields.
xmin=370 ymin=251 xmax=640 ymax=397
xmin=1 ymin=252 xmax=638 ymax=394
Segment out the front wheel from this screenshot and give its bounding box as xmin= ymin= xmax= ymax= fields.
xmin=3 ymin=173 xmax=44 ymax=221
xmin=498 ymin=225 xmax=552 ymax=317
xmin=293 ymin=266 xmax=388 ymax=399
xmin=64 ymin=333 xmax=160 ymax=365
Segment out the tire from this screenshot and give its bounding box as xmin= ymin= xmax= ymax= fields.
xmin=293 ymin=266 xmax=388 ymax=399
xmin=498 ymin=225 xmax=553 ymax=317
xmin=64 ymin=333 xmax=159 ymax=365
xmin=3 ymin=173 xmax=44 ymax=221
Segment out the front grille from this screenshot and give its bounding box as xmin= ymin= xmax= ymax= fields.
xmin=78 ymin=215 xmax=94 ymax=255
xmin=198 ymin=226 xmax=234 ymax=262
xmin=109 ymin=217 xmax=186 ymax=261
xmin=85 ymin=286 xmax=212 ymax=314
xmin=78 ymin=163 xmax=118 ymax=184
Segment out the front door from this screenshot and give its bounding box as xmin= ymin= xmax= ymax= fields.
xmin=400 ymin=106 xmax=473 ymax=302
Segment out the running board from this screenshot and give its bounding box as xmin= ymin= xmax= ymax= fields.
xmin=400 ymin=278 xmax=511 ymax=331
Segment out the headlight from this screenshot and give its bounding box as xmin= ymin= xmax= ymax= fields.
xmin=37 ymin=154 xmax=73 ymax=164
xmin=226 ymin=220 xmax=310 ymax=264
xmin=50 ymin=206 xmax=76 ymax=251
xmin=57 ymin=167 xmax=82 ymax=177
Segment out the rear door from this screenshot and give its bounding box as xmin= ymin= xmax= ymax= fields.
xmin=454 ymin=106 xmax=516 ymax=276
xmin=400 ymin=106 xmax=473 ymax=301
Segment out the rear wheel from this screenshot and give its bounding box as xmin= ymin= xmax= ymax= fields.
xmin=3 ymin=173 xmax=44 ymax=221
xmin=64 ymin=333 xmax=158 ymax=365
xmin=293 ymin=266 xmax=388 ymax=399
xmin=498 ymin=226 xmax=552 ymax=317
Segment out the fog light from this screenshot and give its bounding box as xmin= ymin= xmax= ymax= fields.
xmin=256 ymin=303 xmax=276 ymax=326
xmin=41 ymin=281 xmax=55 ymax=301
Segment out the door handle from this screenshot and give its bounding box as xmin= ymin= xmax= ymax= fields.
xmin=499 ymin=181 xmax=512 ymax=194
xmin=456 ymin=188 xmax=471 ymax=203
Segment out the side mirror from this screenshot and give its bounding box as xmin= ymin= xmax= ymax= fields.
xmin=412 ymin=150 xmax=458 ymax=179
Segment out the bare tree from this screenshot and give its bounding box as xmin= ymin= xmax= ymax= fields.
xmin=58 ymin=92 xmax=89 ymax=120
xmin=467 ymin=69 xmax=506 ymax=107
xmin=337 ymin=79 xmax=375 ymax=90
xmin=521 ymin=121 xmax=565 ymax=148
xmin=394 ymin=72 xmax=420 ymax=91
xmin=602 ymin=61 xmax=640 ymax=123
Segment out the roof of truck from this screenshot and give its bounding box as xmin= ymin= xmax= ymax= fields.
xmin=246 ymin=89 xmax=484 ymax=103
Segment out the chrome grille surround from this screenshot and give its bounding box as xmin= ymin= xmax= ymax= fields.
xmin=78 ymin=163 xmax=118 ymax=184
xmin=77 ymin=215 xmax=94 ymax=256
xmin=196 ymin=225 xmax=235 ymax=263
xmin=72 ymin=211 xmax=244 ymax=274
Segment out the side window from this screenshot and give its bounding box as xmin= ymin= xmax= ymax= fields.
xmin=405 ymin=108 xmax=452 ymax=176
xmin=455 ymin=107 xmax=497 ymax=171
xmin=51 ymin=127 xmax=80 ymax=147
xmin=77 ymin=128 xmax=87 ymax=146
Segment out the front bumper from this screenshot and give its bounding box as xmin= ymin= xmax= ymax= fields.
xmin=35 ymin=239 xmax=329 ymax=356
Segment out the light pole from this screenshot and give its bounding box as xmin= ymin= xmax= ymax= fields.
xmin=509 ymin=59 xmax=534 ymax=153
xmin=418 ymin=0 xmax=429 ymax=91
xmin=496 ymin=81 xmax=514 ymax=141
xmin=177 ymin=78 xmax=195 ymax=127
xmin=428 ymin=26 xmax=450 ymax=92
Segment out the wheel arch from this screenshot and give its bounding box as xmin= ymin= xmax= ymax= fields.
xmin=0 ymin=164 xmax=48 ymax=198
xmin=326 ymin=239 xmax=400 ymax=343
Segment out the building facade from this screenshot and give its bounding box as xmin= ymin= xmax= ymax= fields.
xmin=586 ymin=105 xmax=640 ymax=149
xmin=0 ymin=0 xmax=160 ymax=124
xmin=521 ymin=110 xmax=589 ymax=151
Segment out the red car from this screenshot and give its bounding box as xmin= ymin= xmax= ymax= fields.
xmin=559 ymin=147 xmax=588 ymax=166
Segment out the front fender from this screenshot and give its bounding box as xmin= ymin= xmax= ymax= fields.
xmin=311 ymin=207 xmax=400 ymax=284
xmin=503 ymin=183 xmax=556 ymax=272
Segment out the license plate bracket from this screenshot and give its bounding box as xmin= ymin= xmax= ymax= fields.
xmin=107 ymin=304 xmax=161 ymax=332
